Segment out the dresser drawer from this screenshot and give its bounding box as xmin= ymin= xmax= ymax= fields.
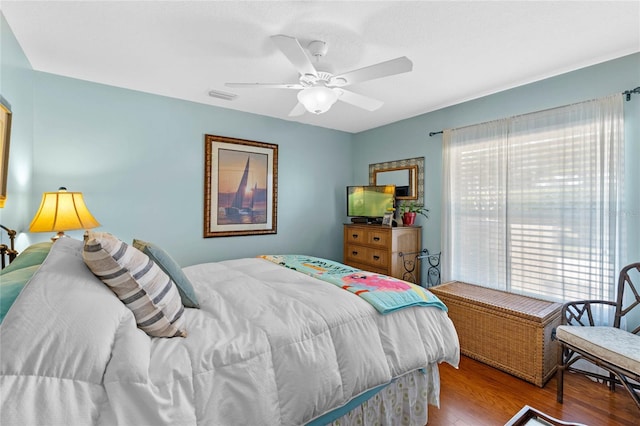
xmin=345 ymin=244 xmax=389 ymax=269
xmin=366 ymin=247 xmax=389 ymax=269
xmin=366 ymin=229 xmax=389 ymax=247
xmin=345 ymin=244 xmax=368 ymax=265
xmin=345 ymin=228 xmax=366 ymax=245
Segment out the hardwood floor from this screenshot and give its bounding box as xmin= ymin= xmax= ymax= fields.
xmin=428 ymin=356 xmax=637 ymax=425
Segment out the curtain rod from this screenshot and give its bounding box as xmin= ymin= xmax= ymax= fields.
xmin=428 ymin=86 xmax=640 ymax=137
xmin=623 ymin=86 xmax=640 ymax=101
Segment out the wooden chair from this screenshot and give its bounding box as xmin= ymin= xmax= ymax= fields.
xmin=555 ymin=262 xmax=640 ymax=409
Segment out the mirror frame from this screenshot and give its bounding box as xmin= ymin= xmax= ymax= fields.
xmin=369 ymin=157 xmax=424 ymax=206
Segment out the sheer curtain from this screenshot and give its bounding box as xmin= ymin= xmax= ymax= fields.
xmin=442 ymin=94 xmax=625 ymax=302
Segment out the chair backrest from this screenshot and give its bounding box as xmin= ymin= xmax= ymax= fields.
xmin=615 ymin=262 xmax=640 ymax=334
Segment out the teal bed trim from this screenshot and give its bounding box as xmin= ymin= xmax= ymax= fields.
xmin=305 ymin=383 xmax=388 ymax=426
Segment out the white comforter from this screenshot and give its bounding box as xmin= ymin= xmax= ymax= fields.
xmin=0 ymin=237 xmax=459 ymax=426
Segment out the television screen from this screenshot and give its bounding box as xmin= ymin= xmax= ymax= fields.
xmin=347 ymin=185 xmax=395 ymax=218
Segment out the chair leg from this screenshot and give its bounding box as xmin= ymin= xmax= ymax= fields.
xmin=617 ymin=374 xmax=640 ymax=409
xmin=556 ymin=342 xmax=640 ymax=410
xmin=557 ymin=343 xmax=565 ymax=403
xmin=609 ymin=372 xmax=616 ymax=392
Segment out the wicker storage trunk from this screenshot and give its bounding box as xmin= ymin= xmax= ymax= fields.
xmin=431 ymin=281 xmax=562 ymax=387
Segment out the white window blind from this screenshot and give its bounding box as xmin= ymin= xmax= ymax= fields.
xmin=442 ymin=94 xmax=625 ymax=302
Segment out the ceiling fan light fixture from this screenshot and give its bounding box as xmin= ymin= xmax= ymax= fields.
xmin=226 ymin=35 xmax=410 ymax=115
xmin=297 ymin=86 xmax=338 ymax=114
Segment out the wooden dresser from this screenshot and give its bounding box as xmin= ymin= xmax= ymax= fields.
xmin=343 ymin=224 xmax=421 ymax=282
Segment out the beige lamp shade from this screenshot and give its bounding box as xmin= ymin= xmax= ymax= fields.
xmin=29 ymin=187 xmax=100 ymax=238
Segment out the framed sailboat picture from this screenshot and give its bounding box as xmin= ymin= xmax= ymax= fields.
xmin=204 ymin=134 xmax=278 ymax=237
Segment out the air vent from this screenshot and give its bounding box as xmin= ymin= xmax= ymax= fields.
xmin=208 ymin=89 xmax=237 ymax=101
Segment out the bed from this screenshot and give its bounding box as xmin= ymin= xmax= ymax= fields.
xmin=0 ymin=233 xmax=459 ymax=425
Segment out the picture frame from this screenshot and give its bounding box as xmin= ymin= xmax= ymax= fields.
xmin=382 ymin=211 xmax=394 ymax=227
xmin=204 ymin=134 xmax=278 ymax=237
xmin=369 ymin=157 xmax=424 ymax=206
xmin=0 ymin=95 xmax=12 ymax=208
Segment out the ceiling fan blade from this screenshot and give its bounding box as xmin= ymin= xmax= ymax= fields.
xmin=330 ymin=56 xmax=413 ymax=87
xmin=336 ymin=89 xmax=384 ymax=111
xmin=225 ymin=82 xmax=303 ymax=89
xmin=288 ymin=102 xmax=306 ymax=117
xmin=271 ymin=34 xmax=318 ymax=77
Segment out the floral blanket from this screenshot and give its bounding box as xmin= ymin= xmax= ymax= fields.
xmin=259 ymin=254 xmax=447 ymax=314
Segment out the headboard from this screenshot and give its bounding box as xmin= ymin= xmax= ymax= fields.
xmin=0 ymin=224 xmax=17 ymax=269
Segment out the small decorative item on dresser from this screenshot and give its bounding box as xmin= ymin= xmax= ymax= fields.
xmin=381 ymin=209 xmax=394 ymax=227
xmin=403 ymin=211 xmax=416 ymax=226
xmin=399 ymin=202 xmax=428 ymax=226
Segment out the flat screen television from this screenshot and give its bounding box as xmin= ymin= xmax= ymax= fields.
xmin=347 ymin=185 xmax=395 ymax=222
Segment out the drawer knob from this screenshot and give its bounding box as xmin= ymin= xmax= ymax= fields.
xmin=352 ymin=251 xmax=359 ymax=256
xmin=373 ymin=237 xmax=380 ymax=241
xmin=373 ymin=255 xmax=380 ymax=261
xmin=352 ymin=234 xmax=359 ymax=239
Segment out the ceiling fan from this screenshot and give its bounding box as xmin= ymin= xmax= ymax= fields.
xmin=225 ymin=35 xmax=413 ymax=116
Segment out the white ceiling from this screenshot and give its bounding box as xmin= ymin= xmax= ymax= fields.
xmin=2 ymin=1 xmax=639 ymax=133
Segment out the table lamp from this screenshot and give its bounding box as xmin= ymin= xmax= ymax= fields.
xmin=29 ymin=187 xmax=100 ymax=240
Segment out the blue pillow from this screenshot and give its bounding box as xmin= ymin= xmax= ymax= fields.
xmin=132 ymin=239 xmax=200 ymax=308
xmin=0 ymin=265 xmax=40 ymax=323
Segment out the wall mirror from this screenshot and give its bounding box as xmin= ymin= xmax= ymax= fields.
xmin=369 ymin=157 xmax=424 ymax=206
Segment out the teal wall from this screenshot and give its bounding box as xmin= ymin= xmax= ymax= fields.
xmin=30 ymin=73 xmax=352 ymax=266
xmin=0 ymin=12 xmax=34 ymax=249
xmin=353 ymin=53 xmax=640 ymax=279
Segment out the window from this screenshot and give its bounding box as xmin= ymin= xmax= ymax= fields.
xmin=442 ymin=95 xmax=625 ymax=302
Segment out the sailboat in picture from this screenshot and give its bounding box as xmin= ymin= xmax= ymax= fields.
xmin=225 ymin=157 xmax=254 ymax=217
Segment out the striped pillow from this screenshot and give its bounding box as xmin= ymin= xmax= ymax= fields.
xmin=83 ymin=232 xmax=186 ymax=338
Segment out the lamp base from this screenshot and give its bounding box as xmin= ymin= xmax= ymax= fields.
xmin=51 ymin=231 xmax=66 ymax=242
